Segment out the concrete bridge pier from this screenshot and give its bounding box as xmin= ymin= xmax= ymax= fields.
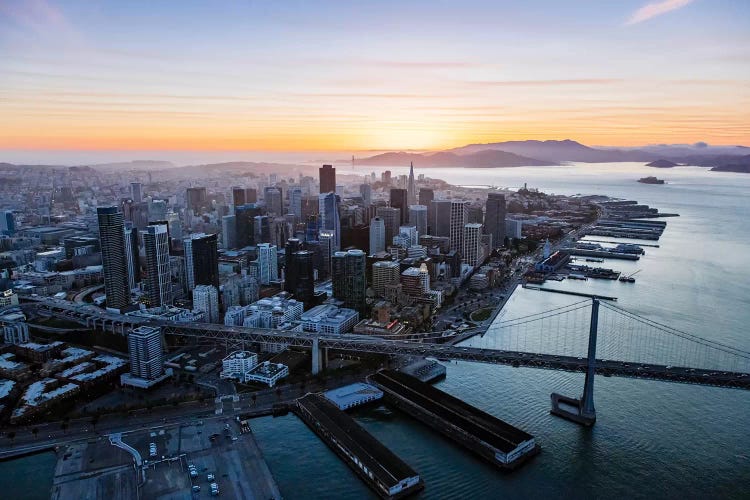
xmin=551 ymin=298 xmax=598 ymax=426
xmin=311 ymin=337 xmax=328 ymax=375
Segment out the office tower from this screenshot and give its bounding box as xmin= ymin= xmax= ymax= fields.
xmin=232 ymin=186 xmax=247 ymax=207
xmin=463 ymin=223 xmax=483 ymax=267
xmin=235 ymin=203 xmax=262 ymax=247
xmin=430 ymin=200 xmax=451 ymax=239
xmin=127 ymin=201 xmax=150 ymax=230
xmin=130 ymin=182 xmax=143 ymax=203
xmin=286 ymin=250 xmax=314 ymax=307
xmin=184 ymin=233 xmax=219 ymax=290
xmin=393 ymin=225 xmax=419 ymax=248
xmin=317 ymin=230 xmax=335 ymax=277
xmin=449 ymin=201 xmax=468 ymax=253
xmin=305 ymin=215 xmax=319 ymax=242
xmin=222 ymin=215 xmax=237 ymax=249
xmin=318 ymin=192 xmax=341 ymax=251
xmin=284 ymin=238 xmax=302 ymax=293
xmin=372 ymin=260 xmax=400 ymax=297
xmin=186 ymin=187 xmax=207 ymax=212
xmin=407 ymin=162 xmax=416 ymax=205
xmin=408 ymin=205 xmax=428 ymax=237
xmin=256 ymin=243 xmax=279 ymax=285
xmin=408 ymin=245 xmax=428 ymax=259
xmin=97 ymin=206 xmax=130 ymax=310
xmin=319 ymin=164 xmax=336 ymax=194
xmin=127 ymin=326 xmax=164 ymax=381
xmin=0 ymin=211 xmax=16 ymax=235
xmin=123 ymin=222 xmax=140 ymax=291
xmin=264 ymin=186 xmax=284 ymax=216
xmin=245 ymin=188 xmax=258 ymax=203
xmin=253 ymin=215 xmax=271 ymax=245
xmin=390 ymin=188 xmax=408 ymax=224
xmin=375 ymin=206 xmax=400 ymax=247
xmin=418 ymin=188 xmax=434 ymax=207
xmin=142 ymin=223 xmax=172 ymax=307
xmin=331 ymin=249 xmax=367 ymax=312
xmin=336 ymin=185 xmax=345 ymax=197
xmin=289 ymin=187 xmax=303 ymax=222
xmin=485 ymin=192 xmax=506 ymax=248
xmin=149 ymin=199 xmax=167 ymax=222
xmin=418 ymin=263 xmax=430 ymax=292
xmin=359 ymin=184 xmax=372 ymax=206
xmin=193 ymin=285 xmax=219 ymax=323
xmin=381 ymin=170 xmax=392 ymax=185
xmin=369 ymin=217 xmax=385 ymax=255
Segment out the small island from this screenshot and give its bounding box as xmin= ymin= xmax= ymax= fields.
xmin=646 ymin=159 xmax=679 ymax=168
xmin=638 ymin=176 xmax=665 ymax=184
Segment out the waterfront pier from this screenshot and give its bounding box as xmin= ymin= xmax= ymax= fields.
xmin=370 ymin=370 xmax=539 ymax=470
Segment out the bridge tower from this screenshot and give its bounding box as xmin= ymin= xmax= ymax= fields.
xmin=550 ymin=297 xmax=599 ymax=426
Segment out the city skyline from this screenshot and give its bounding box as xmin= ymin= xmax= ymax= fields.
xmin=1 ymin=0 xmax=749 ymax=164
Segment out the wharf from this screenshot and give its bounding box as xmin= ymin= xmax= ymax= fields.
xmin=522 ymin=285 xmax=617 ymax=301
xmin=561 ymin=248 xmax=640 ymax=260
xmin=586 ymin=229 xmax=661 ymax=240
xmin=369 ymin=370 xmax=539 ymax=470
xmin=582 ymin=239 xmax=660 ymax=248
xmin=401 ymin=358 xmax=447 ymax=383
xmin=294 ymin=394 xmax=423 ymax=499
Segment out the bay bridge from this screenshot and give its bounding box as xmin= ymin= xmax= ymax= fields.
xmin=20 ymin=295 xmax=750 ymax=425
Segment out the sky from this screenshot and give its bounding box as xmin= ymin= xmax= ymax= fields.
xmin=1 ymin=0 xmax=749 ymax=163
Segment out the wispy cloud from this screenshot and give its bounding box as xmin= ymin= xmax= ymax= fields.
xmin=464 ymin=79 xmax=623 ymax=87
xmin=626 ymin=0 xmax=695 ymax=25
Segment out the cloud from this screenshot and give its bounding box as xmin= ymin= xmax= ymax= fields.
xmin=464 ymin=79 xmax=623 ymax=87
xmin=626 ymin=0 xmax=695 ymax=25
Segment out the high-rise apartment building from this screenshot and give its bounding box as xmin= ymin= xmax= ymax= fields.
xmin=331 ymin=249 xmax=367 ymax=312
xmin=318 ymin=192 xmax=341 ymax=251
xmin=450 ymin=201 xmax=469 ymax=253
xmin=126 ymin=326 xmax=164 ymax=381
xmin=123 ymin=222 xmax=140 ymax=291
xmin=319 ymin=164 xmax=336 ymax=194
xmin=485 ymin=192 xmax=506 ymax=248
xmin=97 ymin=206 xmax=130 ymax=310
xmin=142 ymin=223 xmax=172 ymax=307
xmin=372 ymin=260 xmax=400 ymax=297
xmin=193 ymin=285 xmax=219 ymax=323
xmin=256 ymin=243 xmax=279 ymax=285
xmin=463 ymin=223 xmax=484 ymax=267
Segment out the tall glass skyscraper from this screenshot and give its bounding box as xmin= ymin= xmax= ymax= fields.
xmin=97 ymin=206 xmax=130 ymax=310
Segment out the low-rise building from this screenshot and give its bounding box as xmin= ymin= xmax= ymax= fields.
xmin=244 ymin=361 xmax=289 ymax=387
xmin=220 ymin=351 xmax=259 ymax=380
xmin=300 ymin=304 xmax=359 ymax=335
xmin=11 ymin=377 xmax=80 ymax=423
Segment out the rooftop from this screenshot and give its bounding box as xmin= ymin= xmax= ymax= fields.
xmin=323 ymin=383 xmax=383 ymax=410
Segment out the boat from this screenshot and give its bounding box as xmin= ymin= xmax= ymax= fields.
xmin=619 ymin=270 xmax=641 ymax=283
xmin=568 ymin=273 xmax=587 ymax=280
xmin=638 ymin=176 xmax=665 ymax=184
xmin=585 ymin=258 xmax=604 ymax=263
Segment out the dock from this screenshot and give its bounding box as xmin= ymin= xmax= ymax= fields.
xmin=561 ymin=247 xmax=640 ymax=260
xmin=294 ymin=394 xmax=423 ymax=499
xmin=369 ymin=370 xmax=539 ymax=470
xmin=522 ymin=285 xmax=617 ymax=301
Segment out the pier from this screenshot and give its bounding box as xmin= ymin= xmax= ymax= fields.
xmin=560 ymin=247 xmax=640 ymax=260
xmin=370 ymin=370 xmax=539 ymax=470
xmin=294 ymin=394 xmax=423 ymax=499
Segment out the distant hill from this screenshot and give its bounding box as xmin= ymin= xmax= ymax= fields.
xmin=647 ymin=159 xmax=679 ymax=168
xmin=448 ymin=139 xmax=658 ymax=163
xmin=354 ymin=149 xmax=556 ymax=168
xmin=710 ymin=155 xmax=750 ymax=173
xmin=89 ymin=160 xmax=176 ymax=172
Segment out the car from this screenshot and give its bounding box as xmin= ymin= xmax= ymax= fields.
xmin=192 ymin=486 xmax=201 ymax=492
xmin=207 ymin=473 xmax=215 ymax=481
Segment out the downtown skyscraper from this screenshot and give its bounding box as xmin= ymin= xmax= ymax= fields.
xmin=97 ymin=206 xmax=130 ymax=310
xmin=485 ymin=192 xmax=507 ymax=248
xmin=142 ymin=223 xmax=172 ymax=307
xmin=319 ymin=164 xmax=336 ymax=194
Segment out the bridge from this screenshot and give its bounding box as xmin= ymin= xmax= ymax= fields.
xmin=19 ymin=295 xmax=750 ymax=425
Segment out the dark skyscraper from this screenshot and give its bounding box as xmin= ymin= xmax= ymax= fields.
xmin=184 ymin=233 xmax=219 ymax=290
xmin=97 ymin=206 xmax=130 ymax=310
xmin=254 ymin=215 xmax=271 ymax=245
xmin=376 ymin=206 xmax=401 ymax=247
xmin=264 ymin=186 xmax=284 ymax=216
xmin=186 ymin=187 xmax=207 ymax=212
xmin=431 ymin=200 xmax=451 ymax=239
xmin=285 ymin=243 xmax=315 ymax=308
xmin=359 ymin=183 xmax=372 ymax=206
xmin=232 ymin=186 xmax=247 ymax=207
xmin=485 ymin=192 xmax=506 ymax=248
xmin=418 ymin=188 xmax=434 ymax=207
xmin=331 ymin=249 xmax=367 ymax=312
xmin=390 ymin=188 xmax=408 ymax=225
xmin=235 ymin=203 xmax=263 ymax=247
xmin=319 ymin=164 xmax=336 ymax=194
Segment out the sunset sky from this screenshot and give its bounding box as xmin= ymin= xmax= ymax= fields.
xmin=1 ymin=0 xmax=749 ymax=162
